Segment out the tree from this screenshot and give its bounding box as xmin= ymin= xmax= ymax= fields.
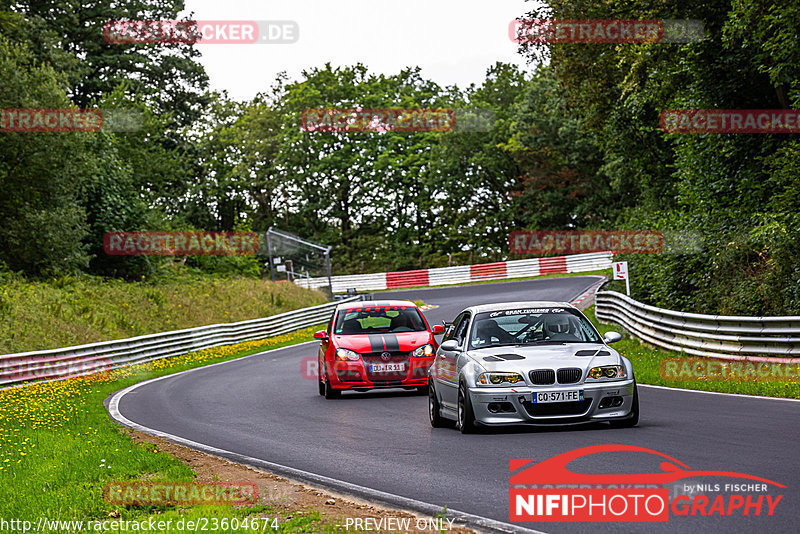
xmin=4 ymin=0 xmax=209 ymax=127
xmin=0 ymin=33 xmax=93 ymax=275
xmin=513 ymin=0 xmax=800 ymax=314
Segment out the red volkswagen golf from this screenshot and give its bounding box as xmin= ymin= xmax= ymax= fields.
xmin=315 ymin=300 xmax=444 ymax=398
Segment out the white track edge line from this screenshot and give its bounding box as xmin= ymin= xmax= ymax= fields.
xmin=638 ymin=383 xmax=800 ymax=403
xmin=106 ymin=344 xmax=547 ymax=534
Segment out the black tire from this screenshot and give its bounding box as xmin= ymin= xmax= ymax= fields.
xmin=428 ymin=380 xmax=447 ymax=428
xmin=457 ymin=381 xmax=478 ymax=434
xmin=610 ymin=383 xmax=639 ymax=428
xmin=318 ymin=376 xmax=325 ymax=396
xmin=416 ymin=385 xmax=429 ymax=395
xmin=323 ymin=374 xmax=341 ymax=399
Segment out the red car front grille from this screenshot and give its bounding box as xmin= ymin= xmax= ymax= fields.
xmin=362 ymin=351 xmax=411 ymax=381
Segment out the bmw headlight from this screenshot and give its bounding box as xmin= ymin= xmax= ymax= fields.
xmin=335 ymin=348 xmax=360 ymax=361
xmin=412 ymin=344 xmax=435 ymax=358
xmin=477 ymin=372 xmax=524 ymax=385
xmin=586 ymin=365 xmax=626 ymax=380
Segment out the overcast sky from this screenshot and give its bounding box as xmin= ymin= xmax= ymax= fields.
xmin=181 ymin=0 xmax=535 ymax=100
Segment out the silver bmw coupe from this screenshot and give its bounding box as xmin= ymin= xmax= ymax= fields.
xmin=427 ymin=301 xmax=638 ymax=433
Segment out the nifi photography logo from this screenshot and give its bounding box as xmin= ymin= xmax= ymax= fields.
xmin=509 ymin=445 xmax=784 ymax=522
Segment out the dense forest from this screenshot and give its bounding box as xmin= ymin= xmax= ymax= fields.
xmin=0 ymin=0 xmax=798 ymax=315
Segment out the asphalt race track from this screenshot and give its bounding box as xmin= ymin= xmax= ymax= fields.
xmin=109 ymin=276 xmax=800 ymax=534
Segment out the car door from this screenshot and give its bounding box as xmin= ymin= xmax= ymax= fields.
xmin=432 ymin=313 xmax=459 ymax=391
xmin=318 ymin=311 xmax=336 ymax=379
xmin=438 ymin=311 xmax=471 ymax=410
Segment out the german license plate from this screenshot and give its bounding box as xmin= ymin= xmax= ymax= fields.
xmin=370 ymin=363 xmax=405 ymax=373
xmin=532 ymin=390 xmax=583 ymax=403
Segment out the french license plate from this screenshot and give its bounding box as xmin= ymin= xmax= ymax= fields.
xmin=532 ymin=390 xmax=584 ymax=403
xmin=370 ymin=363 xmax=405 ymax=373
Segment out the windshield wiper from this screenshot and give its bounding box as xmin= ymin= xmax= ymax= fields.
xmin=474 ymin=342 xmax=523 ymax=349
xmin=511 ymin=339 xmax=567 ymax=346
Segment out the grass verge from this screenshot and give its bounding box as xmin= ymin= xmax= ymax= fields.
xmin=0 ymin=272 xmax=327 ymax=354
xmin=0 ymin=325 xmax=387 ymax=533
xmin=586 ymin=305 xmax=800 ymax=399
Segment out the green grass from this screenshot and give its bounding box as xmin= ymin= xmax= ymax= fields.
xmin=0 ymin=272 xmax=327 ymax=354
xmin=369 ymin=269 xmax=609 ymax=293
xmin=586 ymin=305 xmax=800 ymax=398
xmin=0 ymin=325 xmax=382 ymax=533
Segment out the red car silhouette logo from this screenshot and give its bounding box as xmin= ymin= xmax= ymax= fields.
xmin=510 ymin=444 xmax=785 ymax=487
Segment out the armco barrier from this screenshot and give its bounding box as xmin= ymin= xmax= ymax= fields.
xmin=0 ymin=296 xmax=362 ymax=389
xmin=297 ymin=251 xmax=613 ymax=293
xmin=595 ymin=290 xmax=800 ymax=363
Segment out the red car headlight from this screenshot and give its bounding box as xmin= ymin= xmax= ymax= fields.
xmin=335 ymin=348 xmax=360 ymax=361
xmin=412 ymin=344 xmax=435 ymax=358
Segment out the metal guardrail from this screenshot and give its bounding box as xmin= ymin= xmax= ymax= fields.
xmin=595 ymin=290 xmax=800 ymax=363
xmin=0 ymin=296 xmax=362 ymax=389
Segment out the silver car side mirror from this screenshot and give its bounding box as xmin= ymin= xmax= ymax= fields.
xmin=440 ymin=339 xmax=459 ymax=351
xmin=603 ymin=331 xmax=622 ymax=344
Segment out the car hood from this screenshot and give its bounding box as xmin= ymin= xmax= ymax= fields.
xmin=332 ymin=331 xmax=432 ymax=353
xmin=467 ymin=343 xmax=622 ymax=373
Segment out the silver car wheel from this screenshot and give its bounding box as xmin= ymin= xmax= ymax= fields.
xmin=428 ymin=379 xmax=448 ymax=428
xmin=457 ymin=392 xmax=464 ymax=428
xmin=457 ymin=382 xmax=477 ymax=433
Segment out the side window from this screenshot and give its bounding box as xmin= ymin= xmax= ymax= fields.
xmin=328 ymin=312 xmax=337 ymax=335
xmin=453 ymin=313 xmax=471 ymax=346
xmin=443 ymin=313 xmax=464 ymax=341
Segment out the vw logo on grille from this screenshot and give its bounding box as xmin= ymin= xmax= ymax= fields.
xmin=380 ymin=351 xmax=392 ymax=361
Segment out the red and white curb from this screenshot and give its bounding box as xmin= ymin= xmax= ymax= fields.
xmin=570 ymin=276 xmax=608 ymax=308
xmin=298 ymin=252 xmax=612 ymax=293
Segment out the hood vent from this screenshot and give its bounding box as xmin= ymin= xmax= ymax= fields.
xmin=483 ymin=353 xmax=525 ymax=362
xmin=575 ymin=349 xmax=610 ymax=357
xmin=496 ymin=353 xmax=525 ymax=360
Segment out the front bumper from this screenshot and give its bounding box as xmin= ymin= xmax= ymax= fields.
xmin=468 ymin=379 xmax=636 ymax=426
xmin=327 ymin=358 xmax=433 ymax=390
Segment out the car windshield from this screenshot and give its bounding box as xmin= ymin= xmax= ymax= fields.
xmin=469 ymin=307 xmax=601 ymax=349
xmin=333 ymin=305 xmax=427 ymax=334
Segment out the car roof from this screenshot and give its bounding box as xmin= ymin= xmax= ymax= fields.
xmin=336 ymin=299 xmax=417 ymax=311
xmin=463 ymin=301 xmax=576 ymax=314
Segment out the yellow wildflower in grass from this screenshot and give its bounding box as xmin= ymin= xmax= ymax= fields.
xmin=0 ymin=325 xmax=318 ymax=470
